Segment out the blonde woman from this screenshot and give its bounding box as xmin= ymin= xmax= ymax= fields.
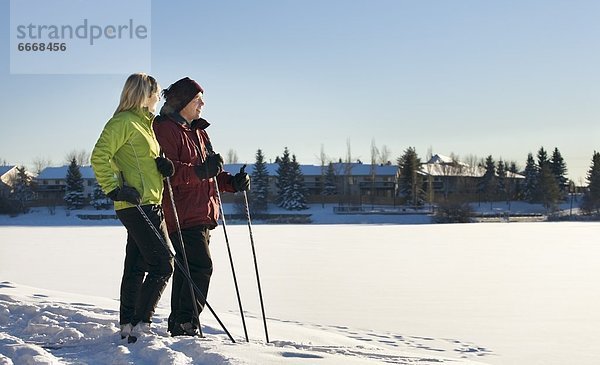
xmin=91 ymin=73 xmax=175 ymax=341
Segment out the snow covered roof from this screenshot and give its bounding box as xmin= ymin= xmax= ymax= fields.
xmin=224 ymin=163 xmax=398 ymax=176
xmin=420 ymin=164 xmax=525 ymax=179
xmin=0 ymin=165 xmax=16 ymax=177
xmin=420 ymin=164 xmax=485 ymax=177
xmin=37 ymin=166 xmax=96 ymax=179
xmin=420 ymin=154 xmax=524 ymax=179
xmin=331 ymin=163 xmax=398 ymax=176
xmin=427 ymin=154 xmax=454 ymax=164
xmin=426 ymin=154 xmax=469 ymax=167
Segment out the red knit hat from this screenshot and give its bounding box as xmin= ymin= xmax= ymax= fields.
xmin=162 ymin=77 xmax=204 ymax=112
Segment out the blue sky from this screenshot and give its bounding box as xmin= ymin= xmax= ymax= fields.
xmin=1 ymin=0 xmax=599 ymax=183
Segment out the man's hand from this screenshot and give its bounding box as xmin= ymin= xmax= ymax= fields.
xmin=194 ymin=153 xmax=224 ymax=179
xmin=231 ymin=166 xmax=250 ymax=192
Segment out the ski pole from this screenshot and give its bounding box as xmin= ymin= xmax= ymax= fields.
xmin=213 ymin=175 xmax=249 ymax=342
xmin=241 ymin=175 xmax=270 ymax=343
xmin=134 ymin=204 xmax=236 ymax=343
xmin=165 ymin=176 xmax=202 ymax=337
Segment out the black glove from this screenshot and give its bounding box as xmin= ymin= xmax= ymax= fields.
xmin=194 ymin=153 xmax=224 ymax=179
xmin=231 ymin=165 xmax=250 ymax=192
xmin=107 ymin=186 xmax=141 ymax=205
xmin=155 ymin=156 xmax=174 ymax=177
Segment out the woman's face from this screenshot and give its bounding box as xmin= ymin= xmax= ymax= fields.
xmin=144 ymin=89 xmax=161 ymax=113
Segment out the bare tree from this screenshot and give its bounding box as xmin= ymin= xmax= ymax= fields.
xmin=65 ymin=149 xmax=90 ymax=166
xmin=370 ymin=140 xmax=379 ymax=165
xmin=318 ymin=144 xmax=329 ymax=207
xmin=463 ymin=154 xmax=482 ymax=176
xmin=424 ymin=147 xmax=434 ymax=206
xmin=378 ymin=145 xmax=391 ymax=165
xmin=343 ymin=138 xmax=353 ymax=201
xmin=461 ymin=153 xmax=483 ymax=201
xmin=345 ymin=138 xmax=352 ymax=164
xmin=370 ymin=140 xmax=379 ymax=206
xmin=32 ymin=156 xmax=52 ymax=174
xmin=318 ymin=144 xmax=329 ymax=168
xmin=0 ymin=157 xmax=8 ymax=165
xmin=226 ymin=149 xmax=239 ymax=164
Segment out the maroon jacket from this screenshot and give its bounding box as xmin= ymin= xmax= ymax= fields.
xmin=153 ymin=114 xmax=235 ymax=233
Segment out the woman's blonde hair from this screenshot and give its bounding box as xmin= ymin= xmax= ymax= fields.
xmin=114 ymin=73 xmax=159 ymax=116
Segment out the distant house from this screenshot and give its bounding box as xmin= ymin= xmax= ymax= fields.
xmin=328 ymin=163 xmax=398 ymax=199
xmin=35 ymin=166 xmax=96 ymax=203
xmin=0 ymin=165 xmax=18 ymax=198
xmin=419 ymin=154 xmax=524 ymax=198
xmin=224 ymin=162 xmax=399 ymax=203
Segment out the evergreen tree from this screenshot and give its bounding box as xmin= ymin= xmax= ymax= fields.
xmin=91 ymin=182 xmax=111 ymax=209
xmin=64 ymin=157 xmax=85 ymax=209
xmin=523 ymin=153 xmax=538 ymax=202
xmin=507 ymin=161 xmax=520 ymax=200
xmin=496 ymin=159 xmax=507 ymax=201
xmin=479 ymin=155 xmax=497 ymax=204
xmin=582 ymin=151 xmax=600 ymax=214
xmin=275 ymin=147 xmax=292 ymax=208
xmin=322 ymin=162 xmax=337 ymax=196
xmin=536 ymin=164 xmax=561 ymax=211
xmin=275 ymin=148 xmax=307 ymax=210
xmin=11 ymin=166 xmax=34 ymax=213
xmin=285 ymin=155 xmax=308 ymax=210
xmin=534 ymin=146 xmax=561 ymax=203
xmin=250 ymin=149 xmax=269 ymax=213
xmin=537 ymin=146 xmax=549 ymax=168
xmin=397 ymin=147 xmax=423 ymax=206
xmin=550 ymin=147 xmax=568 ymax=195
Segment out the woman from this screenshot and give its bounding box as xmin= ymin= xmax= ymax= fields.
xmin=91 ymin=73 xmax=175 ymax=340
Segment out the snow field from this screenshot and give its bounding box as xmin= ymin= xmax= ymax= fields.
xmin=1 ymin=219 xmax=599 ymax=364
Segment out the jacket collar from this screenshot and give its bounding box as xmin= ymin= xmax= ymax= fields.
xmin=157 ymin=113 xmax=210 ymax=131
xmin=190 ymin=117 xmax=210 ymax=130
xmin=129 ymin=107 xmax=154 ymax=121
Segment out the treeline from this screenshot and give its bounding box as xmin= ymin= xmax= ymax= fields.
xmin=396 ymin=146 xmax=600 ymax=215
xmin=2 ymin=146 xmax=600 ymax=217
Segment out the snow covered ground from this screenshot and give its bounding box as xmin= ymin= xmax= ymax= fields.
xmin=1 ymin=204 xmax=598 ymax=364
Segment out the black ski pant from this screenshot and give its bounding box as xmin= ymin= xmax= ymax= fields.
xmin=116 ymin=204 xmax=174 ymax=325
xmin=169 ymin=225 xmax=213 ymax=328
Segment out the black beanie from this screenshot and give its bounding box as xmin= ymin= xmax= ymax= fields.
xmin=162 ymin=77 xmax=204 ymax=112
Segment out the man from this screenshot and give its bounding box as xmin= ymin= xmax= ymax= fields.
xmin=153 ymin=77 xmax=250 ymax=336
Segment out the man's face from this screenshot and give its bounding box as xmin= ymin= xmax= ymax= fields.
xmin=179 ymin=93 xmax=204 ymax=122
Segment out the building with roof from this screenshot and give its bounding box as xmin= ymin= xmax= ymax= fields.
xmin=0 ymin=165 xmax=18 ymax=198
xmin=30 ymin=163 xmax=399 ymax=206
xmin=419 ymin=154 xmax=524 ymax=199
xmin=35 ymin=166 xmax=97 ymax=203
xmin=224 ymin=162 xmax=399 ymax=204
xmin=29 ymin=156 xmax=524 ymax=206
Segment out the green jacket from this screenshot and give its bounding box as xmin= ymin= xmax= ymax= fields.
xmin=91 ymin=108 xmax=164 ymax=210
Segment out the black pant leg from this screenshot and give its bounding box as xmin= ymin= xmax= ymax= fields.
xmin=117 ymin=205 xmax=174 ymax=324
xmin=171 ymin=226 xmax=213 ymax=325
xmin=169 ymin=237 xmax=185 ymax=330
xmin=119 ymin=232 xmax=146 ymax=324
